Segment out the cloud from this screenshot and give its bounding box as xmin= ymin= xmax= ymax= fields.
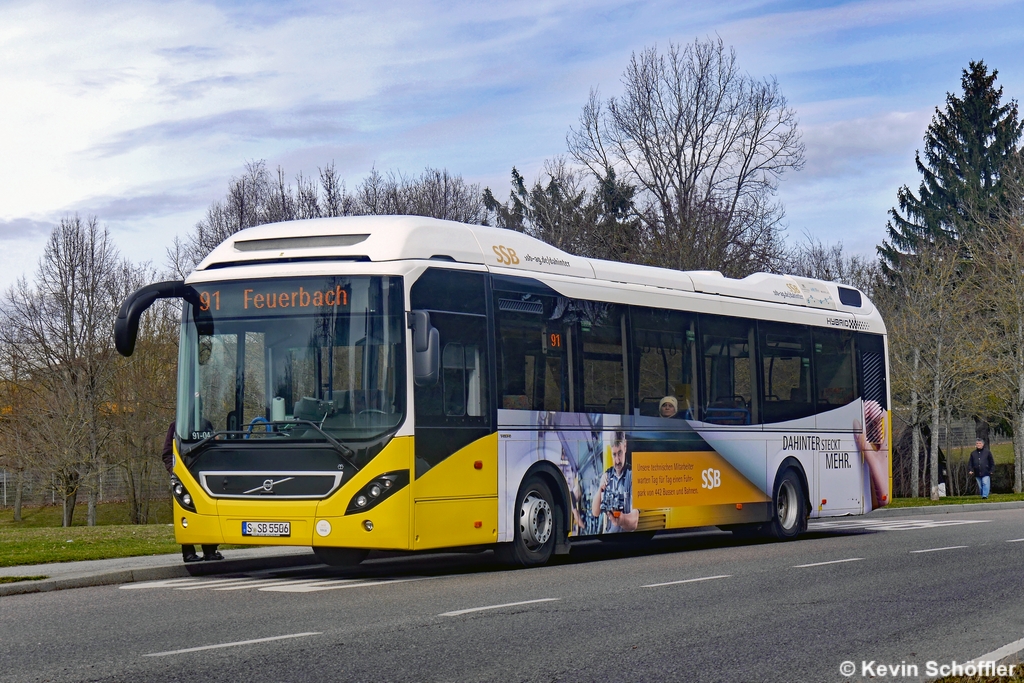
xmin=794 ymin=108 xmax=932 ymax=181
xmin=0 ymin=218 xmax=53 ymax=241
xmin=87 ymin=101 xmax=361 ymax=158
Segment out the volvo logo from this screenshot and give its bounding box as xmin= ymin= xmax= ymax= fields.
xmin=243 ymin=476 xmax=295 ymax=495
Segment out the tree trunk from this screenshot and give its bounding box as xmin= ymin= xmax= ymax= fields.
xmin=87 ymin=422 xmax=99 ymax=526
xmin=929 ymin=342 xmax=942 ymax=501
xmin=87 ymin=487 xmax=97 ymax=526
xmin=1017 ymin=334 xmax=1024 ymax=493
xmin=62 ymin=489 xmax=78 ymax=527
xmin=1016 ymin=408 xmax=1024 ymax=495
xmin=944 ymin=404 xmax=954 ymax=495
xmin=126 ymin=467 xmax=140 ymax=525
xmin=13 ymin=470 xmax=23 ymax=522
xmin=910 ymin=347 xmax=920 ymax=498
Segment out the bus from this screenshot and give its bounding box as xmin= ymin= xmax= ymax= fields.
xmin=115 ymin=216 xmax=890 ymax=567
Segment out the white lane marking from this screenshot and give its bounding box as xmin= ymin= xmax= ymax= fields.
xmin=809 ymin=519 xmax=989 ymax=532
xmin=968 ymin=634 xmax=1024 ymax=666
xmin=262 ymin=576 xmax=435 ymax=593
xmin=143 ymin=632 xmax=322 ymax=657
xmin=1006 ymin=538 xmax=1024 ymax=543
xmin=793 ymin=558 xmax=864 ymax=568
xmin=175 ymin=579 xmax=270 ymax=591
xmin=642 ymin=574 xmax=732 ymax=588
xmin=440 ymin=598 xmax=560 ymax=617
xmin=910 ymin=545 xmax=968 ymax=554
xmin=212 ymin=579 xmax=295 ymax=591
xmin=120 ymin=578 xmax=203 ymax=590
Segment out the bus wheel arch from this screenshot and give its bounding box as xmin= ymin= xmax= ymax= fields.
xmin=497 ymin=463 xmax=569 ymax=567
xmin=770 ymin=458 xmax=809 ymax=540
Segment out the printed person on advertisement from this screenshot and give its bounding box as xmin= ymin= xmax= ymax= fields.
xmin=854 ymin=400 xmax=890 ymax=508
xmin=591 ymin=432 xmax=639 ymax=532
xmin=967 ymin=438 xmax=996 ymax=499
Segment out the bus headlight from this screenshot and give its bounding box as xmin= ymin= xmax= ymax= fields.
xmin=345 ymin=470 xmax=409 ymax=515
xmin=170 ymin=475 xmax=197 ymax=513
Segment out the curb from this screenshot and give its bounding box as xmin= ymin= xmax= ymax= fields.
xmin=0 ymin=552 xmax=321 ymax=598
xmin=869 ymin=500 xmax=1024 ymax=517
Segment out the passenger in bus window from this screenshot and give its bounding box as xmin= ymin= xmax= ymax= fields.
xmin=591 ymin=432 xmax=639 ymax=532
xmin=659 ymin=396 xmax=678 ymax=417
xmin=659 ymin=396 xmax=691 ymax=419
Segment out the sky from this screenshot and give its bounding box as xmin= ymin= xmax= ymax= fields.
xmin=2 ymin=0 xmax=1023 ymax=288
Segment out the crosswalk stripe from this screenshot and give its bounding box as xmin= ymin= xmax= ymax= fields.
xmin=261 ymin=576 xmax=434 ymax=593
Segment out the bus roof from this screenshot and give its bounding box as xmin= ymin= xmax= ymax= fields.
xmin=196 ymin=215 xmax=875 ymax=318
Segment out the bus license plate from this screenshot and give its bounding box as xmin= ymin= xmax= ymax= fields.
xmin=242 ymin=521 xmax=291 ymax=537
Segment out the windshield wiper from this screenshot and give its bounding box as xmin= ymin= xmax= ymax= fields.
xmin=181 ymin=420 xmax=355 ymax=459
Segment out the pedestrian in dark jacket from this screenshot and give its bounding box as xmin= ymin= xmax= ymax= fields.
xmin=967 ymin=438 xmax=996 ymax=499
xmin=163 ymin=422 xmax=222 ymax=562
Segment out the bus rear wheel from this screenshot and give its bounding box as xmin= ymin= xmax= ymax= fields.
xmin=313 ymin=547 xmax=369 ymax=567
xmin=768 ymin=468 xmax=807 ymax=540
xmin=497 ymin=475 xmax=556 ymax=567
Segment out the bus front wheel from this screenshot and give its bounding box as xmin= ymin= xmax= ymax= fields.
xmin=497 ymin=475 xmax=556 ymax=567
xmin=313 ymin=547 xmax=369 ymax=567
xmin=768 ymin=468 xmax=807 ymax=540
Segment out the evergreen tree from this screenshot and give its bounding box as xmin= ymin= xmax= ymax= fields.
xmin=880 ymin=61 xmax=1023 ymax=278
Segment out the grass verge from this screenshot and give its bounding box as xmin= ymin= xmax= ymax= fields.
xmin=0 ymin=499 xmax=172 ymax=528
xmin=0 ymin=525 xmax=181 ymax=567
xmin=889 ymin=492 xmax=1024 ymax=507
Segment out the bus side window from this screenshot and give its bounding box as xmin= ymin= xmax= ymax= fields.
xmin=580 ymin=304 xmax=628 ymax=415
xmin=758 ymin=322 xmax=814 ymax=423
xmin=700 ymin=314 xmax=757 ymax=425
xmin=441 ymin=343 xmax=484 ymax=417
xmin=495 ymin=293 xmax=569 ymax=412
xmin=630 ymin=307 xmax=697 ymax=419
xmin=814 ymin=328 xmax=857 ymax=411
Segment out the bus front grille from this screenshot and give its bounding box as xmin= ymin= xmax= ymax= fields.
xmin=198 ymin=471 xmax=344 ymax=499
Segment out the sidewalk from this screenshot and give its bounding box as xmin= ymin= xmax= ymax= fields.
xmin=0 ymin=546 xmax=320 ymax=598
xmin=869 ymin=500 xmax=1024 ymax=517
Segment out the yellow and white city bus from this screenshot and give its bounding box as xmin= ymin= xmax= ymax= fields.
xmin=115 ymin=216 xmax=890 ymax=567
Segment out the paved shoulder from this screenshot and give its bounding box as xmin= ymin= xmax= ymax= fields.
xmin=0 ymin=547 xmax=318 ymax=597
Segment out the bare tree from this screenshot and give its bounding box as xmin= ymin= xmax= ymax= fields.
xmin=885 ymin=240 xmax=979 ymax=500
xmin=967 ymin=157 xmax=1024 ymax=492
xmin=106 ymin=262 xmax=177 ymax=524
xmin=1 ymin=216 xmax=126 ymax=525
xmin=567 ymin=37 xmax=804 ymax=277
xmin=783 ymin=234 xmax=882 ymax=298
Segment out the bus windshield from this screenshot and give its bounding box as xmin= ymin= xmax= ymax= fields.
xmin=176 ymin=276 xmax=405 ymax=446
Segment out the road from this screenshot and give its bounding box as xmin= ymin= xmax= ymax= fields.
xmin=3 ymin=508 xmax=1024 ymax=682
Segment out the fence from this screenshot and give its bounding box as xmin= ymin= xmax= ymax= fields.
xmin=0 ymin=463 xmax=169 ymax=509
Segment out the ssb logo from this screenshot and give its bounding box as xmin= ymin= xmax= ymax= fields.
xmin=786 ymin=283 xmax=801 ymax=295
xmin=492 ymin=245 xmax=519 ymax=265
xmin=701 ymin=468 xmax=721 ymax=490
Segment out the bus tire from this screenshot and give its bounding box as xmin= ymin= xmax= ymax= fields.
xmin=497 ymin=475 xmax=556 ymax=567
xmin=313 ymin=547 xmax=369 ymax=567
xmin=768 ymin=468 xmax=807 ymax=540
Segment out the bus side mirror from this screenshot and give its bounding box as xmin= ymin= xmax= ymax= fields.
xmin=408 ymin=310 xmax=439 ymax=386
xmin=114 ymin=280 xmax=190 ymax=357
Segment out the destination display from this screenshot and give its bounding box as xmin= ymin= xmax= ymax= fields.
xmin=188 ymin=277 xmax=354 ymax=318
